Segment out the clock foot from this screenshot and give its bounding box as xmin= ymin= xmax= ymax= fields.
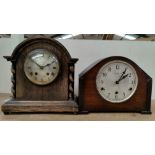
xmin=140 ymin=110 xmax=152 ymax=114
xmin=3 ymin=112 xmax=11 ymax=115
xmin=78 ymin=110 xmax=89 ymax=114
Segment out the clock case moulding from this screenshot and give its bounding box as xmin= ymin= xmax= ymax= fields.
xmin=2 ymin=37 xmax=78 ymax=114
xmin=79 ymin=56 xmax=152 ymax=114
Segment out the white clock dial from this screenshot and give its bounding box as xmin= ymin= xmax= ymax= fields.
xmin=24 ymin=49 xmax=60 ymax=85
xmin=96 ymin=60 xmax=138 ymax=103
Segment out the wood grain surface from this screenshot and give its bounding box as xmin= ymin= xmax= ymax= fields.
xmin=79 ymin=56 xmax=152 ymax=113
xmin=3 ymin=37 xmax=78 ymax=114
xmin=0 ymin=94 xmax=154 ymax=121
xmin=2 ymin=99 xmax=78 ymax=113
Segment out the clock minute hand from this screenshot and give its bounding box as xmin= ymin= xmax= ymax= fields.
xmin=120 ymin=68 xmax=127 ymax=79
xmin=31 ymin=59 xmax=44 ymax=69
xmin=116 ymin=74 xmax=128 ymax=84
xmin=115 ymin=68 xmax=127 ymax=84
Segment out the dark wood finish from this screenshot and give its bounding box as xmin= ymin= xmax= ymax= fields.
xmin=79 ymin=56 xmax=152 ymax=114
xmin=2 ymin=37 xmax=78 ymax=114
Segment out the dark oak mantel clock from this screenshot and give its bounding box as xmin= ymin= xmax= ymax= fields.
xmin=2 ymin=37 xmax=78 ymax=114
xmin=79 ymin=56 xmax=152 ymax=114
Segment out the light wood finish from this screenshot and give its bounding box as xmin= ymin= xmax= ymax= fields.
xmin=0 ymin=93 xmax=155 ymax=121
xmin=3 ymin=37 xmax=78 ymax=114
xmin=2 ymin=100 xmax=78 ymax=113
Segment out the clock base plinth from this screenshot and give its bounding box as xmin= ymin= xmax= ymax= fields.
xmin=1 ymin=99 xmax=78 ymax=114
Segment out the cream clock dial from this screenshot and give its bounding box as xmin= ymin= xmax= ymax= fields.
xmin=24 ymin=49 xmax=60 ymax=85
xmin=96 ymin=60 xmax=138 ymax=103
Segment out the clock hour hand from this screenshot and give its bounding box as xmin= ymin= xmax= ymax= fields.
xmin=44 ymin=63 xmax=52 ymax=67
xmin=44 ymin=60 xmax=56 ymax=67
xmin=121 ymin=74 xmax=128 ymax=80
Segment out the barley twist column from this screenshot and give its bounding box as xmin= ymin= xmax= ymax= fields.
xmin=11 ymin=63 xmax=16 ymax=98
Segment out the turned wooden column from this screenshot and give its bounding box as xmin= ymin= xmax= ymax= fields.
xmin=68 ymin=58 xmax=78 ymax=100
xmin=11 ymin=63 xmax=16 ymax=98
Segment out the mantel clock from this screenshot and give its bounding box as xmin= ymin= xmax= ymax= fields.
xmin=2 ymin=37 xmax=78 ymax=114
xmin=79 ymin=56 xmax=152 ymax=114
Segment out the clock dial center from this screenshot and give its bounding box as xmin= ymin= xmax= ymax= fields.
xmin=24 ymin=49 xmax=60 ymax=85
xmin=96 ymin=60 xmax=138 ymax=103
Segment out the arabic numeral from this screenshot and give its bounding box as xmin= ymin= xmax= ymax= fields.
xmin=108 ymin=67 xmax=111 ymax=72
xmin=103 ymin=72 xmax=107 ymax=77
xmin=116 ymin=65 xmax=119 ymax=69
xmin=129 ymin=73 xmax=132 ymax=77
xmin=132 ymin=79 xmax=136 ymax=84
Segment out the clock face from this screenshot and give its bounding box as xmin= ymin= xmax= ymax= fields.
xmin=96 ymin=60 xmax=138 ymax=103
xmin=24 ymin=49 xmax=60 ymax=85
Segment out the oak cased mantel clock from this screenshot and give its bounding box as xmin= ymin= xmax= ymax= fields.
xmin=2 ymin=37 xmax=78 ymax=114
xmin=79 ymin=56 xmax=152 ymax=114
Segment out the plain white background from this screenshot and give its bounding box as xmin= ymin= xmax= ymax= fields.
xmin=0 ymin=1 xmax=155 ymax=155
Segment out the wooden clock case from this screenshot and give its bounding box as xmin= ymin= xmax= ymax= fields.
xmin=2 ymin=37 xmax=78 ymax=114
xmin=79 ymin=56 xmax=152 ymax=114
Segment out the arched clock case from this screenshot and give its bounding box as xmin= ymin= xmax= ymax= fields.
xmin=2 ymin=37 xmax=78 ymax=114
